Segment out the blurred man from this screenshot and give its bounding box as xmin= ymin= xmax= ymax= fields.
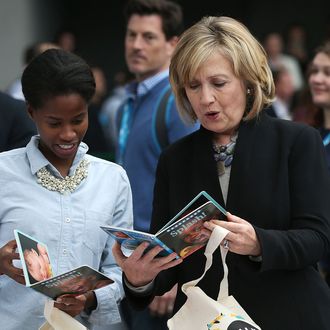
xmin=266 ymin=67 xmax=295 ymax=120
xmin=264 ymin=32 xmax=304 ymax=91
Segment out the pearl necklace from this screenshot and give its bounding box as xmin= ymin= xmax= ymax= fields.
xmin=212 ymin=134 xmax=237 ymax=176
xmin=36 ymin=158 xmax=89 ymax=194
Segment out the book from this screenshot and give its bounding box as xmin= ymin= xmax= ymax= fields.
xmin=14 ymin=229 xmax=113 ymax=299
xmin=101 ymin=191 xmax=227 ymax=259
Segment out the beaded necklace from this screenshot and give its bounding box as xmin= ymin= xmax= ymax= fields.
xmin=36 ymin=158 xmax=89 ymax=194
xmin=212 ymin=134 xmax=237 ymax=176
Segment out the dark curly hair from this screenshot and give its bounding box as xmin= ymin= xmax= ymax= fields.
xmin=124 ymin=0 xmax=184 ymax=40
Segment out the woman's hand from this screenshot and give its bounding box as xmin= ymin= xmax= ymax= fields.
xmin=148 ymin=284 xmax=178 ymax=316
xmin=204 ymin=212 xmax=261 ymax=256
xmin=0 ymin=240 xmax=25 ymax=284
xmin=112 ymin=241 xmax=182 ymax=287
xmin=55 ymin=291 xmax=96 ymax=317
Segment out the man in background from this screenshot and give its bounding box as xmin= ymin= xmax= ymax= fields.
xmin=116 ymin=0 xmax=198 ymax=329
xmin=265 ymin=67 xmax=295 ymax=120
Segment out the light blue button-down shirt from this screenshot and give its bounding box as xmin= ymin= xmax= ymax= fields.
xmin=0 ymin=136 xmax=133 ymax=330
xmin=136 ymin=69 xmax=169 ymax=97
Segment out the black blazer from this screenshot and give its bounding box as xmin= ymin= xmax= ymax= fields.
xmin=125 ymin=113 xmax=330 ymax=330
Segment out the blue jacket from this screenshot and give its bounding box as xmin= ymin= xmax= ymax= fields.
xmin=116 ymin=77 xmax=198 ymax=232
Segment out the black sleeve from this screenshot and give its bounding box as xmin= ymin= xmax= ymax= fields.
xmin=257 ymin=125 xmax=330 ymax=271
xmin=0 ymin=93 xmax=37 ymax=152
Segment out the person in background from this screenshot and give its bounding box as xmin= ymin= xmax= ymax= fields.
xmin=116 ymin=0 xmax=198 ymax=329
xmin=113 ymin=16 xmax=330 ymax=330
xmin=0 ymin=49 xmax=133 ymax=330
xmin=285 ymin=23 xmax=309 ymax=73
xmin=54 ymin=29 xmax=77 ymax=53
xmin=0 ymin=91 xmax=37 ymax=151
xmin=264 ymin=32 xmax=304 ymax=92
xmin=100 ymin=70 xmax=134 ymax=158
xmin=6 ymin=42 xmax=60 ymax=101
xmin=291 ymin=87 xmax=320 ymax=126
xmin=265 ymin=67 xmax=295 ymax=120
xmin=307 ymin=41 xmax=330 ymax=285
xmin=84 ymin=66 xmax=112 ymax=160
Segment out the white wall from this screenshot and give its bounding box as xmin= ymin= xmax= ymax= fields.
xmin=0 ymin=0 xmax=60 ymax=91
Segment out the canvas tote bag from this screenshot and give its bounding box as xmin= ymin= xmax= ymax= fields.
xmin=167 ymin=226 xmax=261 ymax=330
xmin=39 ymin=300 xmax=88 ymax=330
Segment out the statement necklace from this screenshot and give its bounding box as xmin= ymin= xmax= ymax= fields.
xmin=36 ymin=158 xmax=89 ymax=194
xmin=212 ymin=134 xmax=237 ymax=176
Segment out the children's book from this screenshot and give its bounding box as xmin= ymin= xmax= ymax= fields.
xmin=14 ymin=229 xmax=113 ymax=299
xmin=101 ymin=191 xmax=227 ymax=259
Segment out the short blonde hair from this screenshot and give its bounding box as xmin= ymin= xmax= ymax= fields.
xmin=170 ymin=16 xmax=275 ymax=123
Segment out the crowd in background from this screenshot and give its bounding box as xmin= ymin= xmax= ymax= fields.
xmin=2 ymin=26 xmax=327 ymax=154
xmin=3 ymin=21 xmax=329 ymax=155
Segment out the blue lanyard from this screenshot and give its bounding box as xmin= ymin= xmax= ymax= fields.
xmin=323 ymin=132 xmax=330 ymax=147
xmin=117 ymin=98 xmax=134 ymax=165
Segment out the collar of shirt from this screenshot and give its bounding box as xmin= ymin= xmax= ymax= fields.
xmin=273 ymin=98 xmax=292 ymax=120
xmin=126 ymin=70 xmax=169 ymax=99
xmin=26 ymin=135 xmax=89 ymax=177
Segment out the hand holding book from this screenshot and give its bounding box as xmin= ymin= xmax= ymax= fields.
xmin=111 ymin=191 xmax=226 ymax=288
xmin=13 ymin=230 xmax=113 ymax=300
xmin=204 ymin=211 xmax=262 ymax=256
xmin=0 ymin=239 xmax=25 ymax=284
xmin=104 ymin=191 xmax=227 ymax=260
xmin=112 ymin=239 xmax=182 ymax=287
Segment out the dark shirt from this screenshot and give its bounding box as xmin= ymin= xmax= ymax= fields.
xmin=0 ymin=92 xmax=36 ymax=152
xmin=319 ymin=127 xmax=330 ymax=173
xmin=83 ymin=103 xmax=112 ymax=160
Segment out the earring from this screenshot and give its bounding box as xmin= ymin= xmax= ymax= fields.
xmin=245 ymin=88 xmax=253 ymax=114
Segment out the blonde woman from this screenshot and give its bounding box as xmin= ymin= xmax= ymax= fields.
xmin=114 ymin=16 xmax=330 ymax=329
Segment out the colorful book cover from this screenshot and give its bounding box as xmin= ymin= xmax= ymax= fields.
xmin=14 ymin=230 xmax=113 ymax=299
xmin=100 ymin=227 xmax=174 ymax=257
xmin=157 ymin=201 xmax=224 ymax=258
xmin=101 ymin=191 xmax=227 ymax=259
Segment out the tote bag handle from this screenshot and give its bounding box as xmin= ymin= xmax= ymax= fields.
xmin=181 ymin=225 xmax=230 ymax=301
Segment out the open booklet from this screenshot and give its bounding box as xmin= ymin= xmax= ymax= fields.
xmin=101 ymin=191 xmax=227 ymax=259
xmin=14 ymin=230 xmax=113 ymax=299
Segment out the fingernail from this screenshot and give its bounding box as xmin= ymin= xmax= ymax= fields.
xmin=57 ymin=298 xmax=62 ymax=303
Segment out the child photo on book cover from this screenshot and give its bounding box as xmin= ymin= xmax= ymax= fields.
xmin=18 ymin=233 xmax=53 ymax=284
xmin=24 ymin=243 xmax=52 ymax=283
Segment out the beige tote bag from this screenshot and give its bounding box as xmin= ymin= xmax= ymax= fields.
xmin=39 ymin=300 xmax=88 ymax=330
xmin=168 ymin=226 xmax=261 ymax=330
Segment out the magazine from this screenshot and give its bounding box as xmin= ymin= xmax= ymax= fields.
xmin=14 ymin=230 xmax=113 ymax=299
xmin=101 ymin=191 xmax=227 ymax=259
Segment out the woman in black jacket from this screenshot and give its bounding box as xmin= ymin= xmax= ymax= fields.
xmin=114 ymin=16 xmax=330 ymax=329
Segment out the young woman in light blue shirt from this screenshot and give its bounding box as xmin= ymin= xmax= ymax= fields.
xmin=0 ymin=49 xmax=133 ymax=330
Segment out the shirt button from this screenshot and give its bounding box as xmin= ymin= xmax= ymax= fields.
xmin=65 ymin=218 xmax=71 ymax=223
xmin=63 ymin=249 xmax=67 ymax=255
